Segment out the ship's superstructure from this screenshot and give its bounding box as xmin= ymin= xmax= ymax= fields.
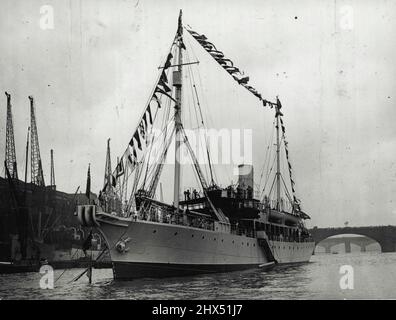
xmin=77 ymin=11 xmax=315 ymax=280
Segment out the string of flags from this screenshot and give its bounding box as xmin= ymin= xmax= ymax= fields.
xmin=278 ymin=113 xmax=301 ymax=212
xmin=106 ymin=48 xmax=176 ymax=188
xmin=186 ymin=28 xmax=277 ymax=108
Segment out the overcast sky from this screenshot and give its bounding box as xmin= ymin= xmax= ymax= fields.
xmin=0 ymin=0 xmax=395 ymax=228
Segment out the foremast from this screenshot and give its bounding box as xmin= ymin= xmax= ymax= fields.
xmin=173 ymin=10 xmax=183 ymax=209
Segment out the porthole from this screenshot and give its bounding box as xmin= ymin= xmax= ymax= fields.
xmin=253 ymin=244 xmax=255 ymax=247
xmin=232 ymin=240 xmax=235 ymax=244
xmin=191 ymin=234 xmax=194 ymax=238
xmin=214 ymin=238 xmax=216 ymax=241
xmin=247 ymin=243 xmax=249 ymax=246
xmin=153 ymin=230 xmax=157 ymax=233
xmin=221 ymin=239 xmax=224 ymax=242
xmin=174 ymin=232 xmax=178 ymax=236
xmin=202 ymin=236 xmax=205 ymax=239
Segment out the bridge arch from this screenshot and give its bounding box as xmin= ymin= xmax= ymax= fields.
xmin=310 ymin=226 xmax=396 ymax=253
xmin=315 ymin=234 xmax=381 ymax=253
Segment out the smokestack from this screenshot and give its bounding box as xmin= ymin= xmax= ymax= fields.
xmin=238 ymin=164 xmax=254 ymax=199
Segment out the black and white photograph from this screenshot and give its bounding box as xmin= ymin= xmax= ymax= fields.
xmin=0 ymin=0 xmax=395 ymax=303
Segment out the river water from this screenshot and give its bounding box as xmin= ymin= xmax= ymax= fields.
xmin=1 ymin=252 xmax=395 ymax=300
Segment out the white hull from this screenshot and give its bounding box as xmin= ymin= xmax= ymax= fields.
xmin=93 ymin=213 xmax=314 ymax=280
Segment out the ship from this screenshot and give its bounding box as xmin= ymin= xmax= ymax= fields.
xmin=77 ymin=11 xmax=315 ymax=280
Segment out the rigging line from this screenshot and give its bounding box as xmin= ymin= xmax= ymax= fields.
xmin=258 ymin=119 xmax=275 ymax=190
xmin=115 ymin=100 xmax=164 ymax=197
xmin=137 ymin=116 xmax=175 ymax=191
xmin=264 ymin=132 xmax=276 ymax=193
xmin=128 ymin=88 xmax=173 ymax=195
xmin=190 ymin=69 xmax=216 ymax=186
xmin=141 ymin=135 xmax=156 ymax=190
xmin=261 ymin=152 xmax=277 ymax=199
xmin=186 ymin=34 xmax=226 ymax=186
xmin=188 ymin=65 xmax=212 ymax=183
xmin=186 ymin=48 xmax=220 ymax=186
xmin=267 ymin=171 xmax=277 ymax=200
xmin=280 ymin=174 xmax=293 ymax=205
xmin=142 ymin=122 xmax=176 ymax=192
xmin=140 ymin=101 xmax=171 ymax=189
xmin=185 ymin=50 xmax=211 ymax=184
xmin=280 ymin=116 xmax=298 ymax=199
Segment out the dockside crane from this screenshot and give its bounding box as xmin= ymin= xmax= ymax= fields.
xmin=50 ymin=149 xmax=55 ymax=189
xmin=4 ymin=92 xmax=18 ymax=179
xmin=29 ymin=96 xmax=45 ymax=186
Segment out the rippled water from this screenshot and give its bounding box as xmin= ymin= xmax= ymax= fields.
xmin=1 ymin=252 xmax=395 ymax=299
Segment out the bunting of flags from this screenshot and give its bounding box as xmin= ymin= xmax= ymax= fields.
xmin=277 ymin=102 xmax=301 ymax=212
xmin=108 ymin=48 xmax=176 ymax=187
xmin=187 ymin=28 xmax=277 ymax=108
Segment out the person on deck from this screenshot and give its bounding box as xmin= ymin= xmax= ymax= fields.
xmin=193 ymin=189 xmax=198 ymax=199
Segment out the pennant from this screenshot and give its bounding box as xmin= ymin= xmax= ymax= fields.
xmin=155 ymin=87 xmax=176 ymax=102
xmin=159 ymin=78 xmax=171 ymax=93
xmin=216 ymin=58 xmax=228 ymax=67
xmin=128 ymin=153 xmax=134 ymax=165
xmin=151 ymin=94 xmax=161 ymax=109
xmin=142 ymin=113 xmax=148 ymax=129
xmin=147 ymin=106 xmax=153 ymax=124
xmin=187 ymin=27 xmax=278 ymax=107
xmin=237 ymin=76 xmax=249 ymax=85
xmin=133 ymin=131 xmax=142 ymax=150
xmin=222 ymin=58 xmax=233 ymax=67
xmin=132 ymin=145 xmax=137 ymax=158
xmin=180 ymin=38 xmax=186 ymax=50
xmin=139 ymin=122 xmax=146 ymax=141
xmin=277 ymin=97 xmax=282 ymax=109
xmin=209 ymin=50 xmax=224 ymax=59
xmin=160 ymin=70 xmax=168 ymax=84
xmin=116 ymin=159 xmax=124 ymax=178
xmin=164 ymin=53 xmax=173 ymax=69
xmin=224 ymin=66 xmax=240 ymax=74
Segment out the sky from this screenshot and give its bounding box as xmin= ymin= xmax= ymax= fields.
xmin=0 ymin=0 xmax=395 ymax=228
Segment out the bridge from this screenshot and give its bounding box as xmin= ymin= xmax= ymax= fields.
xmin=309 ymin=226 xmax=396 ymax=253
xmin=316 ymin=236 xmax=376 ymax=253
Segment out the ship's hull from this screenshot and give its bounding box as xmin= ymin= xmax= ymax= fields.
xmin=93 ymin=213 xmax=314 ymax=280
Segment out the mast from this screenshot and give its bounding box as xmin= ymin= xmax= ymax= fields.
xmin=104 ymin=138 xmax=112 ymax=190
xmin=5 ymin=92 xmax=18 ymax=179
xmin=275 ymin=101 xmax=281 ymax=211
xmin=173 ymin=10 xmax=183 ymax=209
